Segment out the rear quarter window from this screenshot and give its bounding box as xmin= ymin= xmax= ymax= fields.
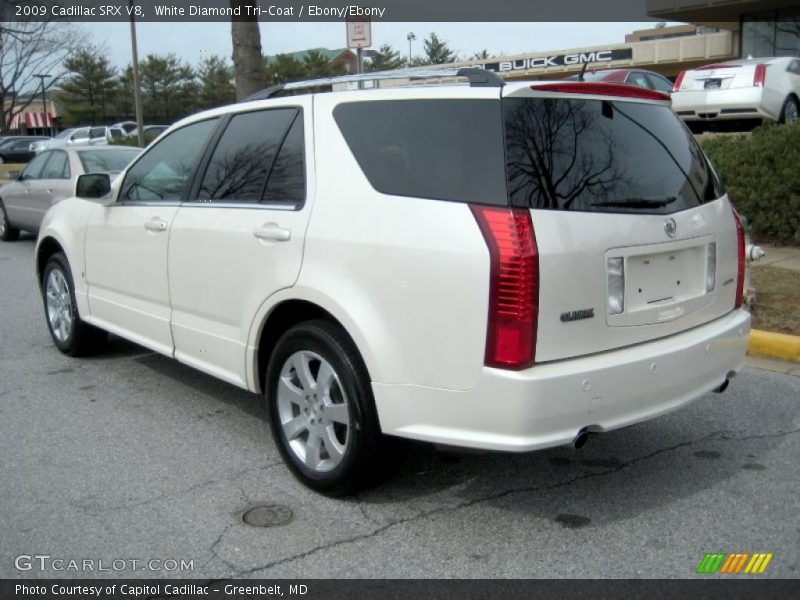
xmin=333 ymin=99 xmax=508 ymax=205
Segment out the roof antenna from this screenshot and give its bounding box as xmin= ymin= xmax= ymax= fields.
xmin=578 ymin=61 xmax=589 ymax=82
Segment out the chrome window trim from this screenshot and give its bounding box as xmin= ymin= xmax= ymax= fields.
xmin=113 ymin=200 xmax=300 ymax=211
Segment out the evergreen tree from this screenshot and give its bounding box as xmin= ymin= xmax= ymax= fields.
xmin=198 ymin=55 xmax=236 ymax=110
xmin=366 ymin=44 xmax=406 ymax=72
xmin=60 ymin=46 xmax=119 ymax=125
xmin=138 ymin=54 xmax=198 ymax=123
xmin=302 ymin=49 xmax=347 ymax=79
xmin=264 ymin=54 xmax=307 ymax=85
xmin=422 ymin=33 xmax=457 ymax=65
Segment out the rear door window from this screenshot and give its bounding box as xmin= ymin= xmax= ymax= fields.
xmin=197 ymin=108 xmax=298 ymax=203
xmin=40 ymin=150 xmax=70 ymax=179
xmin=504 ymin=97 xmax=722 ymax=214
xmin=333 ymin=100 xmax=508 ymax=206
xmin=263 ymin=113 xmax=305 ymax=203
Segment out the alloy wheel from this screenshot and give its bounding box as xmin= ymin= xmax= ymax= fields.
xmin=784 ymin=99 xmax=799 ymax=124
xmin=45 ymin=268 xmax=74 ymax=343
xmin=276 ymin=350 xmax=351 ymax=472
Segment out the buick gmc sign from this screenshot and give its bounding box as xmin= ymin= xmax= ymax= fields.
xmin=465 ymin=48 xmax=633 ymax=72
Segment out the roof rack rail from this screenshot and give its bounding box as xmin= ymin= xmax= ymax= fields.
xmin=240 ymin=66 xmax=504 ymax=102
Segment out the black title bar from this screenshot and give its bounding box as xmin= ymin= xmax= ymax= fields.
xmin=1 ymin=0 xmax=721 ymax=22
xmin=2 ymin=579 xmax=799 ymax=600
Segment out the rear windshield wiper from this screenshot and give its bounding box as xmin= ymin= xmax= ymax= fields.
xmin=591 ymin=196 xmax=677 ymax=209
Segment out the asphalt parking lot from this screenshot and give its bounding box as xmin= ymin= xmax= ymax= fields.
xmin=1 ymin=235 xmax=799 ymax=579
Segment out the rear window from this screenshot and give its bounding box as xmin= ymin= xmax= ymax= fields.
xmin=504 ymin=97 xmax=722 ymax=214
xmin=333 ymin=100 xmax=507 ymax=205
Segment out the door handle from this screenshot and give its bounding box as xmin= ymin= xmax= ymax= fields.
xmin=144 ymin=217 xmax=169 ymax=232
xmin=253 ymin=223 xmax=291 ymax=242
xmin=46 ymin=188 xmax=53 ymax=194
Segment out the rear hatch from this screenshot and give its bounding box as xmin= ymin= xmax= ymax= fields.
xmin=675 ymin=60 xmax=765 ymax=92
xmin=501 ymin=82 xmax=740 ymax=362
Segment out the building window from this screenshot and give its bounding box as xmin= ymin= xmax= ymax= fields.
xmin=742 ymin=8 xmax=800 ymax=58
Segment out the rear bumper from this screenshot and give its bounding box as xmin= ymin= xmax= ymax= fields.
xmin=373 ymin=310 xmax=750 ymax=452
xmin=672 ymin=88 xmax=773 ymax=122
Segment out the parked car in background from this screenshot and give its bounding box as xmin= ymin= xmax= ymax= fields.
xmin=31 ymin=74 xmax=749 ymax=494
xmin=0 ymin=136 xmax=50 ymax=164
xmin=566 ymin=68 xmax=675 ymax=93
xmin=143 ymin=125 xmax=169 ymax=137
xmin=111 ymin=121 xmax=139 ymax=134
xmin=671 ymin=57 xmax=800 ymax=131
xmin=32 ymin=126 xmax=127 ymax=153
xmin=0 ymin=145 xmax=140 ymax=240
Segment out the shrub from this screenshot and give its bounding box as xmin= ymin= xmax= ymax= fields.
xmin=700 ymin=123 xmax=800 ymax=245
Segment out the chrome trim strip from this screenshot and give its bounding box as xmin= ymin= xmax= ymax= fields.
xmin=115 ymin=201 xmax=183 ymax=208
xmin=183 ymin=201 xmax=301 ymax=211
xmin=112 ymin=200 xmax=301 ymax=211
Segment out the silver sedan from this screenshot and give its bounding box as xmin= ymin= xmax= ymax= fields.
xmin=0 ymin=145 xmax=140 ymax=240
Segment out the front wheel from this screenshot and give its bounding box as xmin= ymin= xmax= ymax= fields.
xmin=779 ymin=96 xmax=799 ymax=124
xmin=265 ymin=320 xmax=384 ymax=495
xmin=0 ymin=201 xmax=20 ymax=241
xmin=42 ymin=252 xmax=106 ymax=356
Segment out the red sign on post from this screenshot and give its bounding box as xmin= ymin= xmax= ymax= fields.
xmin=346 ymin=18 xmax=371 ymax=49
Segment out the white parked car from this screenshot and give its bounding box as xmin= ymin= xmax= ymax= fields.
xmin=34 ymin=72 xmax=750 ymax=494
xmin=671 ymin=56 xmax=800 ymax=129
xmin=31 ymin=126 xmax=127 ymax=153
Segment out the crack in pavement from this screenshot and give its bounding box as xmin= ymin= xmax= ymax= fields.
xmin=220 ymin=426 xmax=800 ymax=578
xmin=72 ymin=462 xmax=284 ymax=515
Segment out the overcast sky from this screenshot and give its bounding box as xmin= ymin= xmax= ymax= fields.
xmin=89 ymin=22 xmax=661 ymax=68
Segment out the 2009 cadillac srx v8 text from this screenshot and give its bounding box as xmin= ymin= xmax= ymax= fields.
xmin=33 ymin=70 xmax=749 ymax=494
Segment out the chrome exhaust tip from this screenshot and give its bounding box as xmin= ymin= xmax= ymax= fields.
xmin=714 ymin=378 xmax=730 ymax=394
xmin=572 ymin=429 xmax=589 ymax=450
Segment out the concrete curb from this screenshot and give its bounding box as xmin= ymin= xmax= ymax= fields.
xmin=748 ymin=329 xmax=800 ymax=363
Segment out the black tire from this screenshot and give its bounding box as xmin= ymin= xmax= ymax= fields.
xmin=42 ymin=252 xmax=107 ymax=356
xmin=0 ymin=201 xmax=20 ymax=242
xmin=265 ymin=319 xmax=385 ymax=495
xmin=779 ymin=95 xmax=799 ymax=124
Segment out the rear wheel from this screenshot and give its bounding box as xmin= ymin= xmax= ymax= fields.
xmin=42 ymin=252 xmax=107 ymax=356
xmin=265 ymin=320 xmax=384 ymax=495
xmin=779 ymin=96 xmax=799 ymax=124
xmin=0 ymin=201 xmax=20 ymax=241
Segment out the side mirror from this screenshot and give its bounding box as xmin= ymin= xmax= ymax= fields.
xmin=4 ymin=170 xmax=22 ymax=180
xmin=76 ymin=173 xmax=111 ymax=199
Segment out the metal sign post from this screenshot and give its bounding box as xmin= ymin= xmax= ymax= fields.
xmin=346 ymin=18 xmax=371 ymax=89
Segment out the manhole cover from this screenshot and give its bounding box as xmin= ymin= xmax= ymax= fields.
xmin=242 ymin=504 xmax=294 ymax=528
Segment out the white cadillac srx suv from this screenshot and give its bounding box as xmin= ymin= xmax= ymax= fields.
xmin=34 ymin=70 xmax=750 ymax=494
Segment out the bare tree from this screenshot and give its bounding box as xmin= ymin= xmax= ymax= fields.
xmin=230 ymin=0 xmax=264 ymax=100
xmin=0 ymin=15 xmax=81 ymax=133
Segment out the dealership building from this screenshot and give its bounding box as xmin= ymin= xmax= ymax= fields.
xmin=404 ymin=0 xmax=800 ymax=83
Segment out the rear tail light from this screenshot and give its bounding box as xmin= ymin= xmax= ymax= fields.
xmin=706 ymin=242 xmax=717 ymax=293
xmin=753 ymin=63 xmax=767 ymax=87
xmin=732 ymin=207 xmax=746 ymax=308
xmin=470 ymin=205 xmax=538 ymax=370
xmin=607 ymin=257 xmax=625 ymax=315
xmin=672 ymin=71 xmax=686 ymax=92
xmin=529 ymin=82 xmax=670 ymax=102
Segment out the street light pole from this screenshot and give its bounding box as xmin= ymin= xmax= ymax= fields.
xmin=406 ymin=32 xmax=416 ymax=66
xmin=129 ymin=0 xmax=145 ymax=147
xmin=32 ymin=74 xmax=51 ymax=136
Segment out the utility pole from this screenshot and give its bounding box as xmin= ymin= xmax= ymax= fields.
xmin=406 ymin=32 xmax=416 ymax=65
xmin=32 ymin=74 xmax=51 ymax=136
xmin=129 ymin=0 xmax=145 ymax=147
